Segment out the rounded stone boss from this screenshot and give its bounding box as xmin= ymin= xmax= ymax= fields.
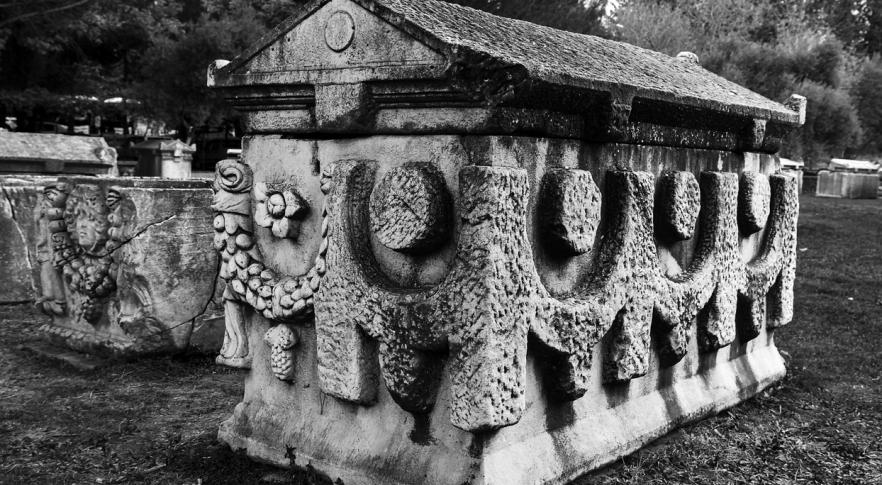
xmin=739 ymin=171 xmax=771 ymax=235
xmin=656 ymin=171 xmax=701 ymax=242
xmin=537 ymin=168 xmax=602 ymax=255
xmin=368 ymin=163 xmax=452 ymax=253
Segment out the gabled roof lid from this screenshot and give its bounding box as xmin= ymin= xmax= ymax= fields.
xmin=211 ymin=0 xmax=804 ymax=150
xmin=0 ymin=132 xmax=117 ymax=175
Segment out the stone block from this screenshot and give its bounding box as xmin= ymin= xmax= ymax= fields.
xmin=36 ymin=176 xmax=224 ymax=356
xmin=206 ymin=1 xmax=805 ymax=483
xmin=0 ymin=133 xmax=117 ymax=175
xmin=816 ymin=170 xmax=879 ymax=199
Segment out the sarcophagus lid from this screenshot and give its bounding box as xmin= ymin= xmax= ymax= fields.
xmin=208 ymin=0 xmax=804 ymax=151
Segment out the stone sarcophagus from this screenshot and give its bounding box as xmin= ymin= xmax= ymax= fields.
xmin=208 ymin=1 xmax=804 ymax=483
xmin=37 ymin=177 xmax=224 ymax=356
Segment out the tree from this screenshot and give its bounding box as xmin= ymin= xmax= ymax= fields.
xmin=614 ymin=0 xmax=864 ymax=165
xmin=446 ymin=0 xmax=609 ymax=36
xmin=612 ymin=0 xmax=695 ymax=54
xmin=851 ymin=57 xmax=882 ymax=153
xmin=788 ymin=80 xmax=861 ymax=162
xmin=0 ymin=0 xmax=306 ymax=134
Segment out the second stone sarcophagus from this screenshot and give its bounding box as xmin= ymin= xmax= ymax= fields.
xmin=208 ymin=1 xmax=804 ymax=483
xmin=38 ymin=177 xmax=224 ymax=355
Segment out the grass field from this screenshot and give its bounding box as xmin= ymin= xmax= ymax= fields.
xmin=1 ymin=193 xmax=880 ymax=485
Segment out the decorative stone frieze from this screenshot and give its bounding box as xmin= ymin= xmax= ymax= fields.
xmin=34 ymin=177 xmax=224 ymax=356
xmin=207 ymin=1 xmax=805 ymax=483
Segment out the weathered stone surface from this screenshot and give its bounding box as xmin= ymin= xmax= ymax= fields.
xmin=537 ymin=168 xmax=601 ymax=255
xmin=36 ymin=177 xmax=224 ymax=356
xmin=656 ymin=171 xmax=700 ymax=241
xmin=739 ymin=171 xmax=771 ymax=234
xmin=210 ymin=0 xmax=802 ymax=152
xmin=210 ymin=136 xmax=798 ymax=484
xmin=369 ymin=162 xmax=451 ymax=253
xmin=0 ymin=176 xmax=57 ymax=304
xmin=0 ymin=133 xmax=117 ymax=175
xmin=207 ymin=1 xmax=804 ymax=483
xmin=816 ymin=170 xmax=879 ymax=199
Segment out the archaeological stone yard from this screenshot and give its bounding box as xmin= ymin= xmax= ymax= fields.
xmin=13 ymin=0 xmax=882 ymax=483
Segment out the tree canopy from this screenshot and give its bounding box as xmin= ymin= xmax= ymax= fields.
xmin=3 ymin=0 xmax=882 ymax=165
xmin=614 ymin=0 xmax=882 ymax=165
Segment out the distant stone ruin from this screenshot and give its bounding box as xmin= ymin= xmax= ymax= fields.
xmin=0 ymin=132 xmax=118 ymax=175
xmin=816 ymin=159 xmax=879 ymax=199
xmin=207 ymin=0 xmax=805 ymax=483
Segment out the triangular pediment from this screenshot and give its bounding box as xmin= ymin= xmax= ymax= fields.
xmin=214 ymin=0 xmax=447 ymax=86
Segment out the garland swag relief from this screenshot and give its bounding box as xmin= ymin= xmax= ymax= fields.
xmin=212 ymin=156 xmax=798 ymax=429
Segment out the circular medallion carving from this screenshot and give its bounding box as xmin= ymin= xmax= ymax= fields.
xmin=324 ymin=11 xmax=356 ymax=52
xmin=369 ymin=163 xmax=452 ymax=253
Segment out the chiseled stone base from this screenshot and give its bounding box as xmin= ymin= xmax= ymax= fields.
xmin=219 ymin=316 xmax=785 ymax=485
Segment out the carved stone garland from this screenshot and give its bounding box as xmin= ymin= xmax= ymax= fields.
xmin=314 ymin=161 xmax=798 ymax=432
xmin=42 ymin=182 xmax=125 ymax=323
xmin=211 ymin=157 xmax=797 ymax=429
xmin=211 ymin=158 xmax=332 ymax=376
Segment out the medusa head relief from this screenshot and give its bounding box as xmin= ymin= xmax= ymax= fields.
xmin=63 ymin=185 xmax=112 ymax=255
xmin=44 ymin=182 xmax=126 ymax=324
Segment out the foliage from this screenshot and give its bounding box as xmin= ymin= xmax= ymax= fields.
xmin=447 ymin=0 xmax=609 ymax=36
xmin=614 ymin=0 xmax=869 ymax=164
xmin=611 ymin=1 xmax=694 ymax=54
xmin=851 ymin=56 xmax=882 ymax=153
xmin=785 ymin=80 xmax=862 ymax=162
xmin=0 ymin=0 xmax=305 ymax=134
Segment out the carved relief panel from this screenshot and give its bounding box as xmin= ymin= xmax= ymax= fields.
xmin=38 ymin=178 xmax=223 ymax=356
xmin=212 ymin=136 xmax=799 ymax=432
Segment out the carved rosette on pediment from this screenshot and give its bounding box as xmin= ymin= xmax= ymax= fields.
xmin=312 ymin=161 xmax=799 ymax=432
xmin=210 ymin=158 xmax=331 ymax=374
xmin=42 ymin=181 xmax=126 ymax=323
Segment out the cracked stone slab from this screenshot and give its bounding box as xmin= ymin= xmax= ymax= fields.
xmin=36 ymin=176 xmax=225 ymax=357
